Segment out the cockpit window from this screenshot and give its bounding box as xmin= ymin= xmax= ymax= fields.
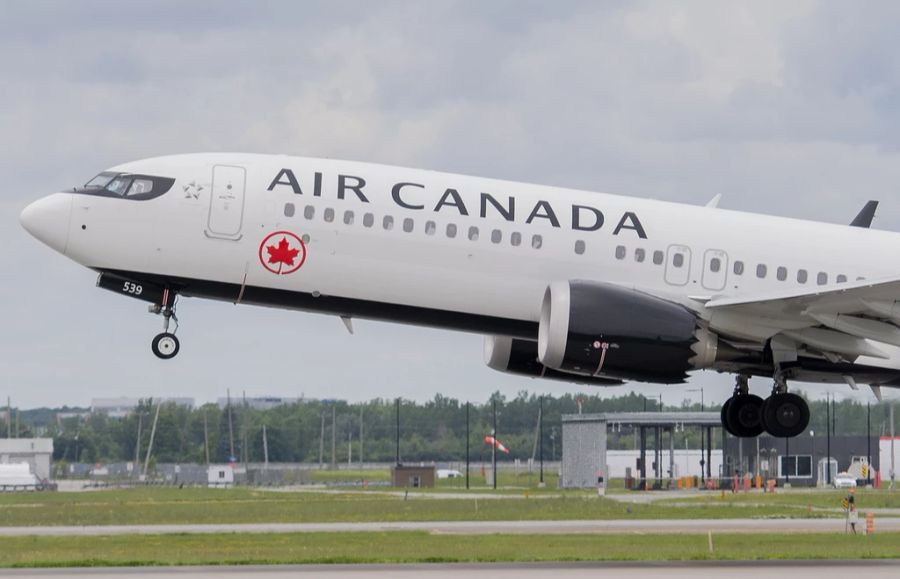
xmin=73 ymin=172 xmax=175 ymax=200
xmin=84 ymin=172 xmax=117 ymax=189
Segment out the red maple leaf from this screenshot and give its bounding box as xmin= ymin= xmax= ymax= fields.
xmin=266 ymin=236 xmax=300 ymax=272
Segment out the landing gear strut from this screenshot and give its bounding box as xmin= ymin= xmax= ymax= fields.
xmin=150 ymin=291 xmax=180 ymax=360
xmin=720 ymin=374 xmax=809 ymax=438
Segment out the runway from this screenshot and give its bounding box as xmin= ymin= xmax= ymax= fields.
xmin=1 ymin=517 xmax=897 ymax=536
xmin=2 ymin=561 xmax=899 ymax=579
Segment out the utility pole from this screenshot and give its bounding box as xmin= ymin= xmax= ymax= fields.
xmin=539 ymin=395 xmax=544 ymax=486
xmin=359 ymin=406 xmax=364 ymax=465
xmin=14 ymin=409 xmax=18 ymax=438
xmin=826 ymin=394 xmax=832 ymax=486
xmin=347 ymin=427 xmax=352 ymax=466
xmin=330 ymin=405 xmax=336 ymax=469
xmin=318 ymin=412 xmax=325 ymax=468
xmin=203 ymin=413 xmax=210 ymax=466
xmin=262 ymin=424 xmax=269 ymax=469
xmin=142 ymin=400 xmax=162 ymax=477
xmin=227 ymin=389 xmax=235 ymax=462
xmin=465 ymin=401 xmax=470 ymax=490
xmin=867 ymin=402 xmax=872 ymax=486
xmin=242 ymin=391 xmax=248 ymax=466
xmin=133 ymin=411 xmax=143 ymax=478
xmin=891 ymin=403 xmax=896 ymax=491
xmin=395 ymin=398 xmax=401 ymax=465
xmin=492 ymin=398 xmax=498 ymax=490
xmin=6 ymin=396 xmax=10 ymax=438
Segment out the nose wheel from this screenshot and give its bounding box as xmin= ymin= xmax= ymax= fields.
xmin=152 ymin=332 xmax=180 ymax=359
xmin=150 ymin=290 xmax=180 ymax=360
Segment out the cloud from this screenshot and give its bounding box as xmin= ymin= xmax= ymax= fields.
xmin=3 ymin=1 xmax=900 ymax=408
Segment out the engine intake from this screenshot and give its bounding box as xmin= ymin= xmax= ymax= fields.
xmin=537 ymin=280 xmax=718 ymax=383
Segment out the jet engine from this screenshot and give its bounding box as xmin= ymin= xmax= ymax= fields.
xmin=484 ymin=336 xmax=623 ymax=386
xmin=537 ymin=281 xmax=719 ymax=383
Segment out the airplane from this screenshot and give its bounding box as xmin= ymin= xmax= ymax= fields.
xmin=18 ymin=153 xmax=900 ymax=439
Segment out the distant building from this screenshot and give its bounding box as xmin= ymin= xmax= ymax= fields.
xmin=0 ymin=438 xmax=53 ymax=481
xmin=91 ymin=397 xmax=195 ymax=418
xmin=216 ymin=396 xmax=302 ymax=410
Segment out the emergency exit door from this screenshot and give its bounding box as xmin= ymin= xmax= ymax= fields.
xmin=664 ymin=244 xmax=691 ymax=286
xmin=206 ymin=165 xmax=246 ymax=239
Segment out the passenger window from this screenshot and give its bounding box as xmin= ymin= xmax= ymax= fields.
xmin=652 ymin=250 xmax=664 ymax=265
xmin=532 ymin=234 xmax=543 ymax=249
xmin=634 ymin=248 xmax=645 ymax=263
xmin=673 ymin=253 xmax=684 ymax=268
xmin=403 ymin=218 xmax=414 ymax=233
xmin=344 ymin=210 xmax=354 ymax=225
xmin=383 ymin=215 xmax=394 ymax=230
xmin=491 ymin=229 xmax=502 ymax=244
xmin=304 ymin=205 xmax=315 ymax=220
xmin=425 ymin=221 xmax=436 ymax=235
xmin=797 ymin=269 xmax=808 ymax=283
xmin=615 ymin=246 xmax=626 ymax=260
xmin=710 ymin=258 xmax=721 ymax=273
xmin=446 ymin=223 xmax=457 ymax=238
xmin=817 ymin=272 xmax=828 ymax=285
xmin=777 ymin=266 xmax=787 ymax=281
xmin=510 ymin=232 xmax=522 ymax=247
xmin=363 ymin=213 xmax=374 ymax=228
xmin=574 ymin=240 xmax=585 ymax=255
xmin=324 ymin=208 xmax=335 ymax=223
xmin=837 ymin=274 xmax=847 ymax=283
xmin=468 ymin=226 xmax=479 ymax=241
xmin=733 ymin=261 xmax=744 ymax=275
xmin=756 ymin=264 xmax=767 ymax=278
xmin=284 ymin=203 xmax=295 ymax=217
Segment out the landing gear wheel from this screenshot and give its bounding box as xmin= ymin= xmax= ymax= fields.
xmin=720 ymin=398 xmax=738 ymax=437
xmin=725 ymin=394 xmax=765 ymax=437
xmin=151 ymin=332 xmax=180 ymax=360
xmin=761 ymin=392 xmax=810 ymax=438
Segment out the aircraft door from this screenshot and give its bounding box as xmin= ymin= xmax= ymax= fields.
xmin=701 ymin=249 xmax=728 ymax=291
xmin=663 ymin=244 xmax=691 ymax=286
xmin=206 ymin=165 xmax=246 ymax=239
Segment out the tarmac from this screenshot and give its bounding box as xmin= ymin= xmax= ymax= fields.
xmin=1 ymin=517 xmax=898 ymax=536
xmin=2 ymin=561 xmax=900 ymax=579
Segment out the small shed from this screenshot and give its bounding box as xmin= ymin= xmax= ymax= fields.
xmin=391 ymin=465 xmax=435 ymax=488
xmin=207 ymin=465 xmax=235 ymax=488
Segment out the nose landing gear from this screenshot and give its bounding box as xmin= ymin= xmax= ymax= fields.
xmin=149 ymin=290 xmax=180 ymax=360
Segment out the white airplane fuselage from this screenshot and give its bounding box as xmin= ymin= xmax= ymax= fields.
xmin=20 ymin=153 xmax=900 ymax=387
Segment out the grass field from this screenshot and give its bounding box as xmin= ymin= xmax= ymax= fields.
xmin=2 ymin=531 xmax=899 ymax=567
xmin=0 ymin=486 xmax=846 ymax=526
xmin=658 ymin=488 xmax=900 ymax=510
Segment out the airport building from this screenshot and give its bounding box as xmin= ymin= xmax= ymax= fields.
xmin=91 ymin=397 xmax=195 ymax=418
xmin=0 ymin=438 xmax=53 ymax=481
xmin=215 ymin=396 xmax=303 ymax=410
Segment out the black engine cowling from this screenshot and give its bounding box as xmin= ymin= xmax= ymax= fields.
xmin=484 ymin=336 xmax=623 ymax=386
xmin=537 ymin=280 xmax=718 ymax=383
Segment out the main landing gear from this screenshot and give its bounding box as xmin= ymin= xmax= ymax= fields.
xmin=149 ymin=291 xmax=180 ymax=360
xmin=721 ymin=374 xmax=810 ymax=438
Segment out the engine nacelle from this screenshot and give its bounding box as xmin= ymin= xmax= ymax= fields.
xmin=484 ymin=336 xmax=623 ymax=386
xmin=537 ymin=281 xmax=718 ymax=383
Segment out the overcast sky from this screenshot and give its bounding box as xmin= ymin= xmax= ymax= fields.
xmin=3 ymin=1 xmax=900 ymax=410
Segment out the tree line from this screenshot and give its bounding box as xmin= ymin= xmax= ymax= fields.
xmin=4 ymin=391 xmax=899 ymax=465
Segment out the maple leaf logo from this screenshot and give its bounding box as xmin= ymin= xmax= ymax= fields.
xmin=259 ymin=231 xmax=306 ymax=275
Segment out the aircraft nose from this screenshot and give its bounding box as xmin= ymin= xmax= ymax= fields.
xmin=19 ymin=193 xmax=73 ymax=254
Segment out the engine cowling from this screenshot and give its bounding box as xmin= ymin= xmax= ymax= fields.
xmin=537 ymin=280 xmax=718 ymax=383
xmin=484 ymin=336 xmax=623 ymax=386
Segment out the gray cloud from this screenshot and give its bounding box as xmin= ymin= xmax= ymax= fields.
xmin=2 ymin=1 xmax=899 ymax=409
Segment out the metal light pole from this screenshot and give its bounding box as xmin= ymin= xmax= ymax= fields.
xmin=539 ymin=395 xmax=545 ymax=485
xmin=492 ymin=399 xmax=498 ymax=490
xmin=465 ymin=401 xmax=470 ymax=490
xmin=867 ymin=402 xmax=872 ymax=486
xmin=826 ymin=394 xmax=832 ymax=486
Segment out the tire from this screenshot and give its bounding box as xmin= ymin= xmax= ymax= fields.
xmin=151 ymin=332 xmax=180 ymax=360
xmin=761 ymin=393 xmax=810 ymax=438
xmin=725 ymin=394 xmax=765 ymax=437
xmin=720 ymin=397 xmax=738 ymax=437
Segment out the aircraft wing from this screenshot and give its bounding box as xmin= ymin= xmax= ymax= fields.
xmin=704 ymin=275 xmax=900 ymax=363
